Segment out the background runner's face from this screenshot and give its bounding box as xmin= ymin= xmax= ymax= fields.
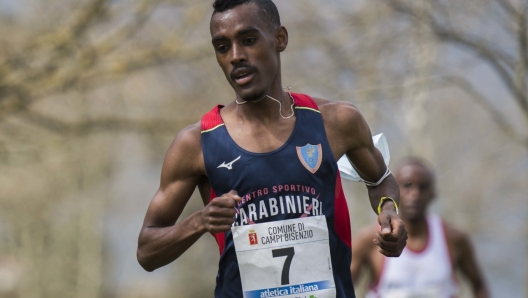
xmin=396 ymin=164 xmax=436 ymax=222
xmin=210 ymin=3 xmax=281 ymax=101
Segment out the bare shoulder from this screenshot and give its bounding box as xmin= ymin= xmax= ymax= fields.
xmin=312 ymin=97 xmax=363 ymax=128
xmin=166 ymin=122 xmax=202 ymax=160
xmin=161 ymin=122 xmax=205 ymax=183
xmin=312 ymin=96 xmax=372 ymax=152
xmin=443 ymin=221 xmax=471 ymax=247
xmin=442 ymin=220 xmax=474 ymax=262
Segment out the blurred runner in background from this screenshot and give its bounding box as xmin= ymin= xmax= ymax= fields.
xmin=351 ymin=157 xmax=489 ymax=298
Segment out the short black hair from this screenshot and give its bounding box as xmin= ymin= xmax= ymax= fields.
xmin=396 ymin=157 xmax=436 ymax=183
xmin=212 ymin=0 xmax=281 ymax=29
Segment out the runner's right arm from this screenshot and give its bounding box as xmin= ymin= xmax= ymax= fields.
xmin=137 ymin=123 xmax=240 ymax=272
xmin=350 ymin=225 xmax=377 ymax=284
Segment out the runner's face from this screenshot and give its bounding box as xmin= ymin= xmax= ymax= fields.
xmin=396 ymin=164 xmax=435 ymax=222
xmin=210 ymin=3 xmax=281 ymax=101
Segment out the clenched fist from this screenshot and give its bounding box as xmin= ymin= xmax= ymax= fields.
xmin=201 ymin=190 xmax=242 ymax=233
xmin=374 ymin=209 xmax=408 ymax=257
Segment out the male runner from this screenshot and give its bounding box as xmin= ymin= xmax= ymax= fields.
xmin=137 ymin=1 xmax=407 ymax=297
xmin=351 ymin=158 xmax=489 ymax=298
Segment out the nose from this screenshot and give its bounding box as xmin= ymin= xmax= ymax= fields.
xmin=403 ymin=185 xmax=420 ymax=201
xmin=230 ymin=43 xmax=247 ymax=65
xmin=411 ymin=185 xmax=425 ymax=200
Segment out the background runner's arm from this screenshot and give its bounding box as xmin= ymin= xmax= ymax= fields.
xmin=137 ymin=124 xmax=240 ymax=272
xmin=350 ymin=226 xmax=376 ymax=284
xmin=455 ymin=230 xmax=490 ymax=298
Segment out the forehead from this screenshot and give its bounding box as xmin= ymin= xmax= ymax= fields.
xmin=210 ymin=3 xmax=268 ymax=37
xmin=397 ymin=164 xmax=433 ymax=184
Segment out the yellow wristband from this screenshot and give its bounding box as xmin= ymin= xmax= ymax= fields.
xmin=377 ymin=197 xmax=399 ymax=215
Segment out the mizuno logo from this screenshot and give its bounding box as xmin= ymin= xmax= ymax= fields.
xmin=217 ymin=155 xmax=241 ymax=170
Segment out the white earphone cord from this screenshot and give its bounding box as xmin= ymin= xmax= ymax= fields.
xmin=235 ymin=88 xmax=295 ymax=119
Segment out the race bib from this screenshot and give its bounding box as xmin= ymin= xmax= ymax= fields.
xmin=232 ymin=216 xmax=336 ymax=298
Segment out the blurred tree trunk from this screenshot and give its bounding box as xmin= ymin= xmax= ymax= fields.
xmin=386 ymin=0 xmax=528 ymax=149
xmin=402 ymin=0 xmax=436 ymax=160
xmin=74 ymin=139 xmax=106 ymax=298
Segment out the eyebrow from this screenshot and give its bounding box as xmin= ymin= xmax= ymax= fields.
xmin=211 ymin=27 xmax=260 ymax=44
xmin=237 ymin=27 xmax=260 ymax=36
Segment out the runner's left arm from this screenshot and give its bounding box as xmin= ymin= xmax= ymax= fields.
xmin=453 ymin=228 xmax=490 ymax=298
xmin=324 ymin=100 xmax=407 ymax=257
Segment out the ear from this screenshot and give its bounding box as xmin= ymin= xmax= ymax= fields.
xmin=275 ymin=26 xmax=288 ymax=52
xmin=428 ymin=184 xmax=437 ymax=203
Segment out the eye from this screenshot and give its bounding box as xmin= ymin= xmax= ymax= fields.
xmin=216 ymin=44 xmax=229 ymax=53
xmin=243 ymin=37 xmax=257 ymax=45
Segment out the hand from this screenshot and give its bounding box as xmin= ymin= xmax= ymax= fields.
xmin=201 ymin=190 xmax=241 ymax=233
xmin=374 ymin=210 xmax=407 ymax=257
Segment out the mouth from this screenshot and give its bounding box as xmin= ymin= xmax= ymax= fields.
xmin=231 ymin=68 xmax=256 ymax=86
xmin=402 ymin=204 xmax=423 ymax=213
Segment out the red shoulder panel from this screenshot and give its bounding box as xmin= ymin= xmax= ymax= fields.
xmin=334 ymin=171 xmax=351 ymax=248
xmin=291 ymin=93 xmax=319 ymax=110
xmin=201 ymin=105 xmax=224 ymax=132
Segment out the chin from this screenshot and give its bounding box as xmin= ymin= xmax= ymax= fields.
xmin=237 ymin=87 xmax=266 ymax=102
xmin=404 ymin=213 xmax=427 ymax=223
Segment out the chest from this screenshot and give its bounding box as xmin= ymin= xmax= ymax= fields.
xmin=203 ymin=123 xmax=334 ymax=196
xmin=225 ymin=118 xmax=296 ymax=153
xmin=406 ymin=236 xmax=429 ymax=252
xmin=202 ymin=110 xmax=339 ymax=224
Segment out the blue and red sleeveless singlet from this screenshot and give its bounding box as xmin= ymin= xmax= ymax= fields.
xmin=201 ymin=93 xmax=355 ymax=298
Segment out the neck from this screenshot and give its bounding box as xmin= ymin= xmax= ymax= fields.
xmin=235 ymin=87 xmax=294 ymax=121
xmin=402 ymin=215 xmax=428 ymax=238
